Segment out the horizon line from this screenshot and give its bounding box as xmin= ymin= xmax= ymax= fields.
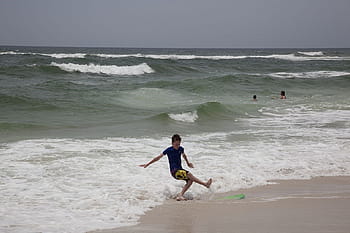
xmin=1 ymin=44 xmax=350 ymax=50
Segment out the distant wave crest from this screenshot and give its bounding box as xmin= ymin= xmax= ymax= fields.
xmin=297 ymin=51 xmax=324 ymax=56
xmin=71 ymin=53 xmax=350 ymax=61
xmin=93 ymin=53 xmax=246 ymax=60
xmin=0 ymin=51 xmax=28 ymax=55
xmin=252 ymin=53 xmax=350 ymax=61
xmin=2 ymin=50 xmax=350 ymax=61
xmin=50 ymin=62 xmax=154 ymax=75
xmin=0 ymin=51 xmax=86 ymax=58
xmin=268 ymin=71 xmax=350 ymax=79
xmin=44 ymin=53 xmax=86 ymax=58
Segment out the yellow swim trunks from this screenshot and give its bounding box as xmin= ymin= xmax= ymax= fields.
xmin=172 ymin=169 xmax=189 ymax=180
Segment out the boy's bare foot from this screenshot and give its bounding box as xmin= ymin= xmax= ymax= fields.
xmin=206 ymin=178 xmax=212 ymax=188
xmin=176 ymin=195 xmax=187 ymax=201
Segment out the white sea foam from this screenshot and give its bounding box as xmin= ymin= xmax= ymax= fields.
xmin=254 ymin=53 xmax=350 ymax=61
xmin=50 ymin=62 xmax=154 ymax=75
xmin=168 ymin=111 xmax=199 ymax=123
xmin=268 ymin=71 xmax=350 ymax=79
xmin=297 ymin=51 xmax=324 ymax=56
xmin=0 ymin=51 xmax=28 ymax=55
xmin=93 ymin=53 xmax=286 ymax=60
xmin=1 ymin=107 xmax=350 ymax=233
xmin=42 ymin=53 xmax=86 ymax=58
xmin=0 ymin=51 xmax=86 ymax=58
xmin=93 ymin=53 xmax=247 ymax=60
xmin=94 ymin=53 xmax=350 ymax=61
xmin=93 ymin=53 xmax=143 ymax=58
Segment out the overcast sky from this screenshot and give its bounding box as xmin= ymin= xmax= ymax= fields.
xmin=1 ymin=0 xmax=350 ymax=48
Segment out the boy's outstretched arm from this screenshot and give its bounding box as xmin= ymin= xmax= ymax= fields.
xmin=182 ymin=153 xmax=194 ymax=168
xmin=139 ymin=153 xmax=164 ymax=168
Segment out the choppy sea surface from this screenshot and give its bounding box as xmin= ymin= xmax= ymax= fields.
xmin=1 ymin=47 xmax=350 ymax=233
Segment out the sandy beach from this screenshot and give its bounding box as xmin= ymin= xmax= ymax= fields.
xmin=91 ymin=176 xmax=350 ymax=233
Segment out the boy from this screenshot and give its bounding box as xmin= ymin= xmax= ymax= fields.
xmin=139 ymin=134 xmax=212 ymax=201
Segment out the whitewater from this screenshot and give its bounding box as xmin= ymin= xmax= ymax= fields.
xmin=50 ymin=62 xmax=154 ymax=75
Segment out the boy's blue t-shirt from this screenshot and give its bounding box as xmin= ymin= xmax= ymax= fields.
xmin=163 ymin=146 xmax=184 ymax=172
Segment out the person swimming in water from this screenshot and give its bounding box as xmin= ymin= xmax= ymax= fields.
xmin=253 ymin=95 xmax=257 ymax=101
xmin=139 ymin=134 xmax=212 ymax=201
xmin=280 ymin=91 xmax=286 ymax=99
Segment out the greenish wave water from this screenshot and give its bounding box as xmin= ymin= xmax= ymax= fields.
xmin=1 ymin=47 xmax=349 ymax=142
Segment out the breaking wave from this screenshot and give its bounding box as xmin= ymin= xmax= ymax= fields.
xmin=268 ymin=71 xmax=350 ymax=79
xmin=253 ymin=53 xmax=350 ymax=61
xmin=43 ymin=53 xmax=86 ymax=58
xmin=168 ymin=111 xmax=199 ymax=123
xmin=89 ymin=53 xmax=350 ymax=61
xmin=93 ymin=53 xmax=350 ymax=61
xmin=0 ymin=51 xmax=28 ymax=55
xmin=297 ymin=51 xmax=324 ymax=56
xmin=93 ymin=53 xmax=246 ymax=60
xmin=0 ymin=51 xmax=86 ymax=58
xmin=50 ymin=62 xmax=154 ymax=75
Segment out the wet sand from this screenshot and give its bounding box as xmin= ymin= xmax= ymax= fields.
xmin=90 ymin=176 xmax=350 ymax=233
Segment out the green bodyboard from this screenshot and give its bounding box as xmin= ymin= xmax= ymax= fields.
xmin=221 ymin=194 xmax=245 ymax=200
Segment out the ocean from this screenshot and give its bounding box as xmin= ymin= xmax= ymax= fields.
xmin=1 ymin=46 xmax=350 ymax=232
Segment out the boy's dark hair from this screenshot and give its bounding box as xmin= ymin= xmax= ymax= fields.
xmin=172 ymin=134 xmax=182 ymax=143
xmin=253 ymin=95 xmax=257 ymax=99
xmin=281 ymin=91 xmax=286 ymax=96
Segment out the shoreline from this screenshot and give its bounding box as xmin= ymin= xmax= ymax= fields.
xmin=90 ymin=176 xmax=350 ymax=233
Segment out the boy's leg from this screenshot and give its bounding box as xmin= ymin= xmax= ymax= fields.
xmin=176 ymin=172 xmax=212 ymax=201
xmin=179 ymin=179 xmax=193 ymax=197
xmin=187 ymin=172 xmax=212 ymax=188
